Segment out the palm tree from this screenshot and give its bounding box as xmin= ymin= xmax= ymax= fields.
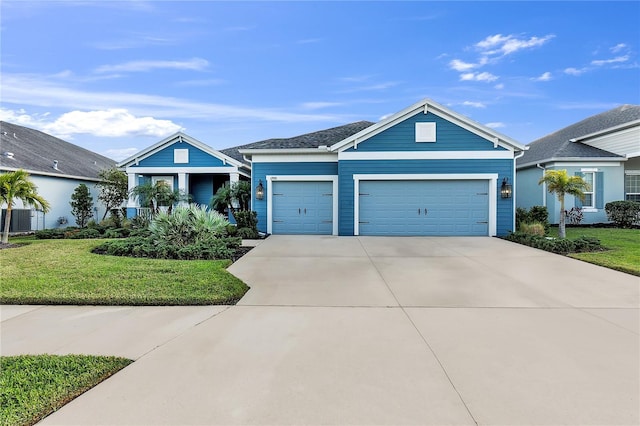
xmin=130 ymin=181 xmax=186 ymax=216
xmin=538 ymin=169 xmax=590 ymax=238
xmin=0 ymin=170 xmax=50 ymax=244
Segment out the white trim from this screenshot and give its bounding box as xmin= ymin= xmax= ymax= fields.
xmin=251 ymin=153 xmax=338 ymax=163
xmin=570 ymin=119 xmax=640 ymax=142
xmin=625 ymin=170 xmax=640 ymax=175
xmin=239 ymin=148 xmax=331 ymax=155
xmin=152 ymin=175 xmax=174 ymax=191
xmin=339 ymin=150 xmax=514 ymax=161
xmin=124 ymin=166 xmax=250 ymax=178
xmin=517 ymin=159 xmax=624 ymax=169
xmin=627 ymin=151 xmax=640 ymax=158
xmin=266 ymin=175 xmax=339 ymax=236
xmin=330 ymin=98 xmax=526 ymax=153
xmin=352 ymin=173 xmax=498 ymax=236
xmin=580 ymin=167 xmax=599 ymax=172
xmin=551 ymin=162 xmax=623 ymax=167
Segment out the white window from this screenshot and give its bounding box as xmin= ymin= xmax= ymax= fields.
xmin=152 ymin=176 xmax=174 ymax=191
xmin=174 ymin=149 xmax=189 ymax=164
xmin=415 ymin=122 xmax=436 ymax=142
xmin=581 ymin=172 xmax=595 ymax=208
xmin=626 ymin=173 xmax=640 ymax=202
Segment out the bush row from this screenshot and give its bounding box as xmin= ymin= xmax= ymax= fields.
xmin=605 ymin=201 xmax=640 ymax=228
xmin=503 ymin=232 xmax=604 ymax=254
xmin=35 ymin=227 xmax=131 ymax=239
xmin=92 ymin=235 xmax=242 ymax=260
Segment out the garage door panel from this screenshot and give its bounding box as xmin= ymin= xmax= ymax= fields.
xmin=359 ymin=180 xmax=489 ymax=236
xmin=272 ymin=181 xmax=333 ymax=235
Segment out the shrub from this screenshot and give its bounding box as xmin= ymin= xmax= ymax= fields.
xmin=565 ymin=207 xmax=584 ymax=225
xmin=605 ymin=201 xmax=640 ymax=228
xmin=149 ymin=204 xmax=229 ymax=248
xmin=65 ymin=228 xmax=101 ymax=239
xmin=35 ymin=228 xmax=66 ymax=239
xmin=92 ymin=235 xmax=241 ymax=260
xmin=520 ymin=222 xmax=546 ymax=236
xmin=503 ymin=231 xmax=603 ymax=254
xmin=236 ymin=227 xmax=259 ymax=239
xmin=516 ymin=206 xmax=550 ymax=232
xmin=103 ymin=228 xmax=130 ymax=238
xmin=234 ymin=210 xmax=258 ymax=230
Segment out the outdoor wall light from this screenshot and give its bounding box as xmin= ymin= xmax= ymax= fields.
xmin=255 ymin=180 xmax=265 ymax=200
xmin=501 ymin=177 xmax=513 ymax=199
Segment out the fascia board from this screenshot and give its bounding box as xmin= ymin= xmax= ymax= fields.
xmin=517 ymin=157 xmax=627 ymax=169
xmin=570 ymin=120 xmax=640 ymax=142
xmin=0 ymin=166 xmax=101 ymax=182
xmin=117 ymin=132 xmax=244 ymax=169
xmin=238 ymin=148 xmax=331 ymax=155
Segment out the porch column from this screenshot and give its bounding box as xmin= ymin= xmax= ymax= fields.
xmin=178 ymin=173 xmax=188 ymax=205
xmin=229 ymin=172 xmax=240 ymax=209
xmin=126 ymin=172 xmax=138 ymax=208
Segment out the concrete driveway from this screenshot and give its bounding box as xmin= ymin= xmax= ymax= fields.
xmin=2 ymin=236 xmax=638 ymax=425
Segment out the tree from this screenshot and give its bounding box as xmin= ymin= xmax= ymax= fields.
xmin=210 ymin=181 xmax=251 ymax=214
xmin=538 ymin=169 xmax=590 ymax=238
xmin=70 ymin=184 xmax=94 ymax=228
xmin=130 ymin=181 xmax=186 ymax=215
xmin=96 ymin=167 xmax=128 ymax=220
xmin=0 ymin=169 xmax=50 ymax=244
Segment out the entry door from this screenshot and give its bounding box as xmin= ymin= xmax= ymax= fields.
xmin=272 ymin=181 xmax=333 ymax=234
xmin=359 ymin=180 xmax=489 ymax=236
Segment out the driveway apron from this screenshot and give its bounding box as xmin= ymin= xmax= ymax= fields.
xmin=2 ymin=235 xmax=638 ymax=425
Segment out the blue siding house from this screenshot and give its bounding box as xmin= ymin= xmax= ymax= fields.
xmin=117 ymin=133 xmax=250 ymax=217
xmin=516 ymin=105 xmax=640 ymax=224
xmin=240 ymin=99 xmax=526 ymax=236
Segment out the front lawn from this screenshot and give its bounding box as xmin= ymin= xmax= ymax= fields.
xmin=550 ymin=227 xmax=640 ymax=276
xmin=0 ymin=238 xmax=249 ymax=305
xmin=0 ymin=355 xmax=132 ymax=426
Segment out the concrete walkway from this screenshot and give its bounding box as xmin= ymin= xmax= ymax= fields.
xmin=2 ymin=236 xmax=638 ymax=425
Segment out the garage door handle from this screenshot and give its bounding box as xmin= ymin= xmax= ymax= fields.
xmin=304 ymin=208 xmax=307 ymax=214
xmin=298 ymin=208 xmax=301 ymax=214
xmin=418 ymin=208 xmax=421 ymax=215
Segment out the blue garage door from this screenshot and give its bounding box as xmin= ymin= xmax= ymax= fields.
xmin=272 ymin=181 xmax=333 ymax=235
xmin=359 ymin=180 xmax=489 ymax=236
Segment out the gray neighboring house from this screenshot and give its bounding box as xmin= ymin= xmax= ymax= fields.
xmin=516 ymin=105 xmax=640 ymax=224
xmin=0 ymin=121 xmax=116 ymax=231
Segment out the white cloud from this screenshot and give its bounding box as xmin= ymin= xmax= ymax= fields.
xmin=1 ymin=73 xmax=340 ymax=123
xmin=462 ymin=101 xmax=486 ymax=108
xmin=449 ymin=59 xmax=477 ymax=72
xmin=591 ymin=55 xmax=629 ymax=66
xmin=611 ymin=43 xmax=627 ymax=53
xmin=533 ymin=72 xmax=552 ymax=81
xmin=485 ymin=122 xmax=505 ymax=129
xmin=42 ymin=109 xmax=183 ymax=139
xmin=460 ymin=72 xmax=498 ymax=82
xmin=94 ymin=58 xmax=209 ymax=74
xmin=0 ymin=107 xmax=45 ymax=127
xmin=175 ymin=79 xmax=226 ymax=87
xmin=475 ymin=33 xmax=555 ymax=57
xmin=300 ymin=102 xmax=342 ymax=110
xmin=102 ymin=147 xmax=141 ymax=161
xmin=564 ymin=67 xmax=587 ymax=76
xmin=494 ymin=83 xmax=505 ymax=90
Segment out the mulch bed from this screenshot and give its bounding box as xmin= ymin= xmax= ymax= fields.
xmin=0 ymin=243 xmax=25 ymax=250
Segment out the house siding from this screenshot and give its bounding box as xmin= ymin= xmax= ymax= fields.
xmin=344 ymin=112 xmax=508 ymax=152
xmin=542 ymin=165 xmax=625 ymax=224
xmin=338 ymin=159 xmax=514 ymax=236
xmin=135 ymin=142 xmax=233 ymax=168
xmin=251 ymin=162 xmax=338 ymax=233
xmin=516 ymin=167 xmax=545 ymax=210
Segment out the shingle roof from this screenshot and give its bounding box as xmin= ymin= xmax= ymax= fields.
xmin=0 ymin=121 xmax=116 ymax=179
xmin=517 ymin=104 xmax=640 ymax=167
xmin=220 ymin=121 xmax=375 ymax=163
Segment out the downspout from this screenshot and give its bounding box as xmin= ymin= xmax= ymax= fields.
xmin=513 ymin=151 xmax=526 ymax=231
xmin=536 ymin=163 xmax=546 ymax=207
xmin=243 ymin=154 xmax=254 ymax=209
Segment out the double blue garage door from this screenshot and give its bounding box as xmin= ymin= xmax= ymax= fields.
xmin=271 ymin=179 xmax=489 ymax=236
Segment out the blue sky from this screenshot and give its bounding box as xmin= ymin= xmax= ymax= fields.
xmin=1 ymin=1 xmax=639 ymax=161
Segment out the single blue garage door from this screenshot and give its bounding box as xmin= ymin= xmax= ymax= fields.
xmin=359 ymin=180 xmax=489 ymax=236
xmin=272 ymin=181 xmax=333 ymax=234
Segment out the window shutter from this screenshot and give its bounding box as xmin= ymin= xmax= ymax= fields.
xmin=574 ymin=172 xmax=583 ymax=208
xmin=595 ymin=172 xmax=604 ymax=209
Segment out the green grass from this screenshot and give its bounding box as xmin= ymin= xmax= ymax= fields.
xmin=0 ymin=354 xmax=132 ymax=426
xmin=0 ymin=238 xmax=249 ymax=305
xmin=550 ymin=227 xmax=640 ymax=276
